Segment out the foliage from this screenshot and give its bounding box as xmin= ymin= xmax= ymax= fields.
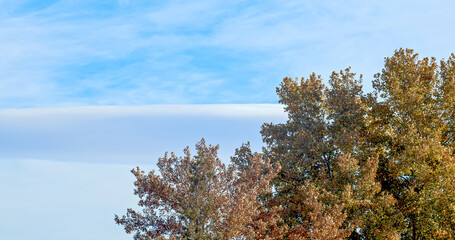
xmin=364 ymin=49 xmax=455 ymax=239
xmin=261 ymin=48 xmax=455 ymax=239
xmin=117 ymin=49 xmax=455 ymax=240
xmin=115 ymin=139 xmax=284 ymax=240
xmin=261 ymin=68 xmax=381 ymax=239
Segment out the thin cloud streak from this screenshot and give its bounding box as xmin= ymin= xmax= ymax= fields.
xmin=0 ymin=104 xmax=286 ymax=118
xmin=0 ymin=104 xmax=287 ymax=163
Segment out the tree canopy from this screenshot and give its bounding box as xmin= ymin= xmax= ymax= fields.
xmin=117 ymin=49 xmax=455 ymax=239
xmin=115 ymin=139 xmax=284 ymax=240
xmin=261 ymin=67 xmax=381 ymax=239
xmin=261 ymin=48 xmax=455 ymax=239
xmin=365 ymin=49 xmax=455 ymax=239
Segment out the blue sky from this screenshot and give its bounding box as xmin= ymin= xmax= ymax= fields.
xmin=2 ymin=0 xmax=455 ymax=108
xmin=2 ymin=0 xmax=455 ymax=239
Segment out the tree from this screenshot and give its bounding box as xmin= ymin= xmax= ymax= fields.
xmin=115 ymin=139 xmax=284 ymax=240
xmin=364 ymin=49 xmax=455 ymax=239
xmin=261 ymin=69 xmax=381 ymax=238
xmin=261 ymin=48 xmax=455 ymax=239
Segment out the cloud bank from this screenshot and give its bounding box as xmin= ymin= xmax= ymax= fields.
xmin=0 ymin=104 xmax=286 ymax=240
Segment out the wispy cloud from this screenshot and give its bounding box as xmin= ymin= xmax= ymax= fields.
xmin=1 ymin=0 xmax=455 ymax=108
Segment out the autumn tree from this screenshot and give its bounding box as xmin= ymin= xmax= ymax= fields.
xmin=261 ymin=48 xmax=455 ymax=239
xmin=364 ymin=49 xmax=455 ymax=239
xmin=115 ymin=139 xmax=284 ymax=240
xmin=261 ymin=69 xmax=382 ymax=239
